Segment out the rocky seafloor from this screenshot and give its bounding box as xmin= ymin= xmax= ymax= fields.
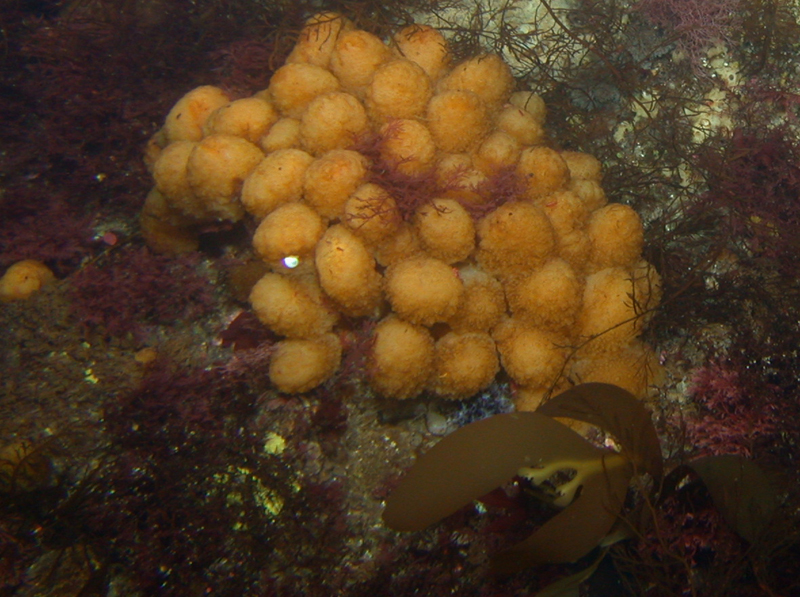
xmin=1 ymin=1 xmax=799 ymax=595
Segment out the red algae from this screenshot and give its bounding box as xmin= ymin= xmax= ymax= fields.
xmin=68 ymin=245 xmax=215 ymax=338
xmin=0 ymin=192 xmax=96 ymax=272
xmin=636 ymin=0 xmax=743 ymax=71
xmin=352 ymin=125 xmax=443 ymax=221
xmin=686 ymin=359 xmax=783 ymax=457
xmin=3 ymin=0 xmax=800 ymax=595
xmin=700 ymin=129 xmax=800 ymax=276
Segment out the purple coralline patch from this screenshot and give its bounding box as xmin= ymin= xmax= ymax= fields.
xmin=68 ymin=245 xmax=215 ymax=337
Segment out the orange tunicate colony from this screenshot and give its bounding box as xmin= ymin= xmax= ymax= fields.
xmin=0 ymin=260 xmax=56 ymax=302
xmin=141 ymin=14 xmax=662 ymax=407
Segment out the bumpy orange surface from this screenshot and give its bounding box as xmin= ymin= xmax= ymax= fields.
xmin=142 ymin=13 xmax=662 ymax=406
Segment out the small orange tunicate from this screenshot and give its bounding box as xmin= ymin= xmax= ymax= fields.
xmin=541 ymin=190 xmax=590 ymax=237
xmin=496 ymin=104 xmax=546 ymax=146
xmin=434 ymin=153 xmax=473 ymax=187
xmin=569 ymin=339 xmax=663 ymax=399
xmin=506 ymin=258 xmax=584 ymax=333
xmin=203 ymin=97 xmax=279 ymax=144
xmin=365 ymin=59 xmax=432 ymax=123
xmin=0 ymin=260 xmax=55 ymax=302
xmin=252 ymin=202 xmax=325 ymax=267
xmin=517 ymin=146 xmax=570 ymax=200
xmin=249 ymin=273 xmax=338 ymax=338
xmin=186 ymin=134 xmax=264 ymax=221
xmin=384 ymin=256 xmax=464 ymax=326
xmin=329 ymin=29 xmax=392 ymax=92
xmin=303 ymin=149 xmax=369 ymax=219
xmin=493 ymin=320 xmax=567 ymax=388
xmin=414 ymin=199 xmax=475 ymax=264
xmin=508 ymin=91 xmax=547 ymax=124
xmin=315 ymin=224 xmax=382 ymax=317
xmin=372 ymin=223 xmax=423 ymax=267
xmin=139 ymin=188 xmax=199 ymax=255
xmin=378 ymin=119 xmax=437 ymax=176
xmin=561 ymin=150 xmax=603 ymax=181
xmin=300 ymin=91 xmax=369 ymax=155
xmin=151 ymin=140 xmax=196 ymax=214
xmin=268 ymin=62 xmax=340 ymax=118
xmin=576 ymin=263 xmax=660 ymax=353
xmin=258 ymin=118 xmax=301 ymax=153
xmin=369 ymin=316 xmax=434 ymax=399
xmin=447 ymin=266 xmax=505 ymax=333
xmin=570 ymin=179 xmax=608 ymax=212
xmin=344 ymin=183 xmax=400 ymax=245
xmin=269 ymin=334 xmax=342 ymax=393
xmin=586 ymin=203 xmax=644 ymax=271
xmin=392 ymin=24 xmax=450 ymax=81
xmin=241 ymin=148 xmax=315 ymax=220
xmin=427 ymin=90 xmax=489 ymax=153
xmin=438 ymin=54 xmax=514 ymax=110
xmin=473 ymin=131 xmax=522 ymax=175
xmin=476 ymin=201 xmax=555 ymax=278
xmin=285 ymin=12 xmax=354 ymax=68
xmin=432 ymin=332 xmax=499 ymax=399
xmin=163 ymin=86 xmax=230 ymax=142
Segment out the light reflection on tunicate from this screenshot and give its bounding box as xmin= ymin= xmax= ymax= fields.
xmin=283 ymin=256 xmax=300 ymax=269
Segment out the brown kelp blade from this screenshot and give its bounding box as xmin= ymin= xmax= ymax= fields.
xmin=689 ymin=454 xmax=778 ymax=543
xmin=491 ymin=452 xmax=632 ymax=574
xmin=537 ymin=383 xmax=663 ymax=481
xmin=382 ymin=412 xmax=601 ymax=532
xmin=530 ymin=547 xmax=609 ymax=597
